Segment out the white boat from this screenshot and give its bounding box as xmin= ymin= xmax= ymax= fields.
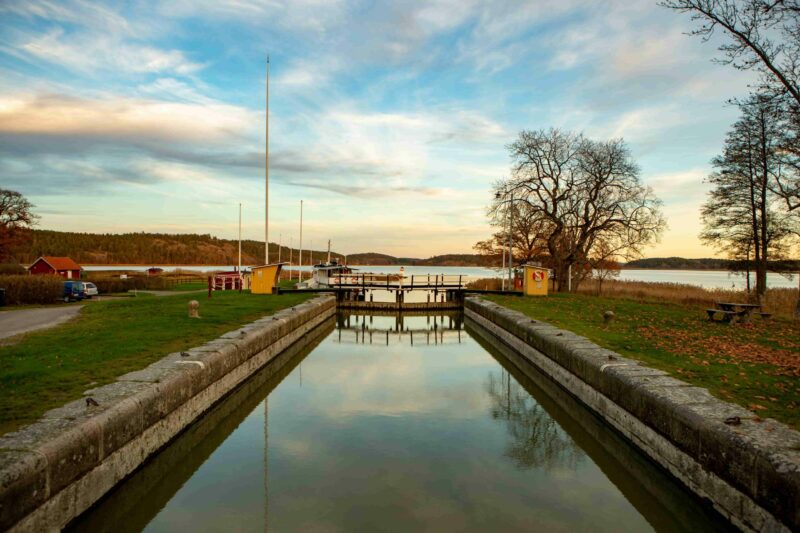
xmin=307 ymin=260 xmax=357 ymax=288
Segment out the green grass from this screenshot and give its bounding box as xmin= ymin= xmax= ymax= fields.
xmin=486 ymin=293 xmax=800 ymax=429
xmin=0 ymin=290 xmax=313 ymax=435
xmin=168 ymin=281 xmax=208 ymax=291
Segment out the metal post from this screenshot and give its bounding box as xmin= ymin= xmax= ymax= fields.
xmin=508 ymin=191 xmax=513 ymax=288
xmin=298 ymin=200 xmax=303 ymax=281
xmin=568 ymin=264 xmax=572 ymax=292
xmin=501 ymin=242 xmax=505 ymax=291
xmin=238 ymin=203 xmax=242 ymax=273
xmin=278 ymin=233 xmax=281 ymax=264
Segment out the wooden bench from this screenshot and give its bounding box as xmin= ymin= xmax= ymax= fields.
xmin=706 ymin=309 xmax=745 ymax=323
xmin=757 ymin=312 xmax=772 ymax=319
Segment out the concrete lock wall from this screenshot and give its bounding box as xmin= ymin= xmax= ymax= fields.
xmin=464 ymin=296 xmax=800 ymax=533
xmin=0 ymin=295 xmax=336 ymax=532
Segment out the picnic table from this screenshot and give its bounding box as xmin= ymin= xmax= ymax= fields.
xmin=706 ymin=302 xmax=770 ymax=323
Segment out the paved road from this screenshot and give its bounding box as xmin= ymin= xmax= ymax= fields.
xmin=0 ymin=290 xmax=205 ymax=342
xmin=0 ymin=305 xmax=84 ymax=341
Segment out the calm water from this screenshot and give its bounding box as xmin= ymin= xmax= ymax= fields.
xmin=83 ymin=264 xmax=796 ymax=289
xmin=69 ymin=313 xmax=731 ymax=533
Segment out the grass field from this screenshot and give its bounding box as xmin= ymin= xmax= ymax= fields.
xmin=486 ymin=293 xmax=800 ymax=429
xmin=169 ymin=281 xmax=208 ymax=291
xmin=0 ymin=290 xmax=313 ymax=435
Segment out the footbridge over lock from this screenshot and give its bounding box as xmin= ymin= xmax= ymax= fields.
xmin=278 ymin=273 xmax=519 ymax=311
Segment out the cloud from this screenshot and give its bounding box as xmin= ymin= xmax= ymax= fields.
xmin=157 ymin=0 xmax=345 ymax=35
xmin=16 ymin=28 xmax=203 ymax=76
xmin=0 ymin=93 xmax=253 ymax=143
xmin=0 ymin=0 xmax=134 ymax=36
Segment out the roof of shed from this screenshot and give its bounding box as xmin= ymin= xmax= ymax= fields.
xmin=35 ymin=256 xmax=82 ymax=271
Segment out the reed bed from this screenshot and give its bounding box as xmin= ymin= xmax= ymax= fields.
xmin=467 ymin=277 xmax=799 ymax=318
xmin=578 ymin=279 xmax=798 ymax=318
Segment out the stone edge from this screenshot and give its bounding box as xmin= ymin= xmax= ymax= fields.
xmin=465 ymin=296 xmax=799 ymax=533
xmin=0 ymin=294 xmax=336 ymax=532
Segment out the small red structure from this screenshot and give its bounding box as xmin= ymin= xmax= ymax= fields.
xmin=27 ymin=256 xmax=82 ymax=279
xmin=146 ymin=267 xmax=164 ymax=276
xmin=208 ymin=271 xmax=243 ymax=296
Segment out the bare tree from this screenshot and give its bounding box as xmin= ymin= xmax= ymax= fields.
xmin=700 ymin=94 xmax=793 ymax=301
xmin=474 ymin=187 xmax=553 ymax=267
xmin=661 ymin=0 xmax=800 ymax=106
xmin=662 ymin=1 xmax=800 ymax=211
xmin=0 ymin=189 xmax=38 ymax=262
xmin=502 ymin=129 xmax=665 ymax=292
xmin=588 ymin=238 xmax=623 ymax=295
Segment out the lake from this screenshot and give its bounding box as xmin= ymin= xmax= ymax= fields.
xmin=83 ymin=264 xmax=797 ymax=290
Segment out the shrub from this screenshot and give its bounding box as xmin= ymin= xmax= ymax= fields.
xmin=0 ymin=275 xmax=62 ymax=305
xmin=0 ymin=264 xmax=26 ymax=275
xmin=86 ymin=276 xmax=175 ymax=294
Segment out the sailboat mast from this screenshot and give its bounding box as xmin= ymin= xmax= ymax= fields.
xmin=298 ymin=200 xmax=303 ymax=281
xmin=265 ymin=56 xmax=270 ymax=265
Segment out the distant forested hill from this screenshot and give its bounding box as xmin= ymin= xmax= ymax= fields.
xmin=13 ymin=230 xmax=490 ymax=266
xmin=16 ymin=230 xmax=346 ymax=266
xmin=625 ymin=257 xmax=800 ymax=270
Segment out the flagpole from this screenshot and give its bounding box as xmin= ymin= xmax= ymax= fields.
xmin=265 ymin=56 xmax=270 ymax=265
xmin=298 ymin=200 xmax=303 ymax=281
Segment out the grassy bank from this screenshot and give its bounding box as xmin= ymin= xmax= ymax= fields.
xmin=485 ymin=293 xmax=800 ymax=429
xmin=0 ymin=290 xmax=313 ymax=435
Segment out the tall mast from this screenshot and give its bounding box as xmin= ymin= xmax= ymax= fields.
xmin=238 ymin=203 xmax=242 ymax=273
xmin=265 ymin=56 xmax=270 ymax=265
xmin=298 ymin=200 xmax=303 ymax=281
xmin=327 ymin=239 xmax=331 ymax=263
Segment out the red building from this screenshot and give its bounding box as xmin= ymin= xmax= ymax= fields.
xmin=27 ymin=256 xmax=82 ymax=279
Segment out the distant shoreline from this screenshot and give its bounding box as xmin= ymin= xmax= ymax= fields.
xmin=79 ymin=264 xmax=798 ymax=273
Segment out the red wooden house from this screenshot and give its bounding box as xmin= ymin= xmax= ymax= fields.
xmin=27 ymin=256 xmax=82 ymax=279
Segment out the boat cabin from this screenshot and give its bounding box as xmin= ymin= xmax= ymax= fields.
xmin=311 ymin=261 xmax=356 ymax=288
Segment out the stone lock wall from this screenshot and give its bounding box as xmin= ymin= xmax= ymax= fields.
xmin=465 ymin=296 xmax=800 ymax=533
xmin=0 ymin=295 xmax=336 ymax=532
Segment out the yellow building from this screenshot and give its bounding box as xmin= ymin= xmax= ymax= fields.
xmin=250 ymin=263 xmax=285 ymax=294
xmin=523 ymin=265 xmax=549 ymax=296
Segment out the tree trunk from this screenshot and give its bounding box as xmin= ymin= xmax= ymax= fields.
xmin=796 ymin=274 xmax=800 ymax=320
xmin=555 ymin=263 xmax=570 ymax=293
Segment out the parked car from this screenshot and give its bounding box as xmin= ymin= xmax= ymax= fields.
xmin=83 ymin=282 xmax=98 ymax=298
xmin=63 ymin=281 xmax=86 ymax=302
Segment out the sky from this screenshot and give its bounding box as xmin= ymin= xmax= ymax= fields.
xmin=0 ymin=0 xmax=758 ymax=258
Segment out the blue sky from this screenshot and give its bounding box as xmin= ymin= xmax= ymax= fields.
xmin=0 ymin=1 xmax=756 ymax=258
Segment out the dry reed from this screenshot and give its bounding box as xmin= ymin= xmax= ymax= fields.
xmin=467 ymin=277 xmax=799 ymax=318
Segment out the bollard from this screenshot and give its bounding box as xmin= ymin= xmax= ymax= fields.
xmin=603 ymin=310 xmax=615 ymax=325
xmin=188 ymin=300 xmax=200 ymax=318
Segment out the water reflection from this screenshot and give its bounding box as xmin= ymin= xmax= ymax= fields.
xmin=335 ymin=311 xmax=463 ymax=345
xmin=68 ymin=312 xmax=732 ymax=533
xmin=487 ymin=369 xmax=583 ymax=471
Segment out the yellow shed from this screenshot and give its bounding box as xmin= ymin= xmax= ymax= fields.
xmin=523 ymin=265 xmax=549 ymax=296
xmin=250 ymin=263 xmax=285 ymax=294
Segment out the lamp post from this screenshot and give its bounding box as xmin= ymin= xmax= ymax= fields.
xmin=495 ymin=189 xmax=514 ymax=289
